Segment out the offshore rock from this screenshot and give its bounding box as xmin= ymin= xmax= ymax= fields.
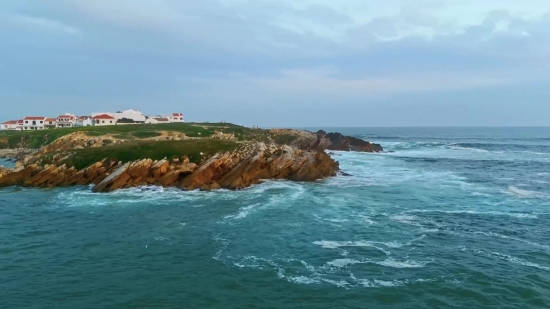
xmin=269 ymin=129 xmax=383 ymax=153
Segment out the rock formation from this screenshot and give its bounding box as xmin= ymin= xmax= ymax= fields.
xmin=0 ymin=143 xmax=338 ymax=193
xmin=269 ymin=129 xmax=383 ymax=153
xmin=322 ymin=131 xmax=383 ymax=152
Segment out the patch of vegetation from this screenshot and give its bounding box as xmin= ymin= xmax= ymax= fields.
xmin=112 ymin=133 xmax=134 ymax=140
xmin=60 ymin=139 xmax=238 ymax=170
xmin=131 ymin=131 xmax=162 ymax=138
xmin=273 ymin=134 xmax=299 ymax=146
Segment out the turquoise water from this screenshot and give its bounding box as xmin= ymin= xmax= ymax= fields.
xmin=1 ymin=127 xmax=550 ymax=308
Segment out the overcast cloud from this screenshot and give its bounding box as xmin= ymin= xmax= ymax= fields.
xmin=1 ymin=0 xmax=549 ymax=126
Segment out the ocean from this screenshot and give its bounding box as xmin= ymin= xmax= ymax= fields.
xmin=1 ymin=127 xmax=549 ymax=308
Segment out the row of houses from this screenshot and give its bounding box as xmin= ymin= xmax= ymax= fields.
xmin=1 ymin=109 xmax=185 ymax=131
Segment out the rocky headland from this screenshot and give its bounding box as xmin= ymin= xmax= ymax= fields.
xmin=0 ymin=123 xmax=382 ymax=193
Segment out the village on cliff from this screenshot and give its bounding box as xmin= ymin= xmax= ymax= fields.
xmin=1 ymin=109 xmax=184 ymax=131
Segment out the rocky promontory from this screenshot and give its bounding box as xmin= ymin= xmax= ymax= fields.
xmin=0 ymin=143 xmax=337 ymax=192
xmin=0 ymin=123 xmax=380 ymax=193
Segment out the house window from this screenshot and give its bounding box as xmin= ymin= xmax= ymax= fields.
xmin=110 ymin=121 xmax=113 ymax=123
xmin=24 ymin=127 xmax=27 ymax=129
xmin=25 ymin=121 xmax=28 ymax=124
xmin=40 ymin=121 xmax=43 ymax=124
xmin=102 ymin=120 xmax=105 ymax=124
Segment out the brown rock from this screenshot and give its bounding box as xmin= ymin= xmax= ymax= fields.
xmin=158 ymin=170 xmax=181 ymax=186
xmin=150 ymin=160 xmax=169 ymax=179
xmin=93 ymin=162 xmax=131 ymax=192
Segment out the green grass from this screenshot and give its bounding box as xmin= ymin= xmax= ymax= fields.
xmin=0 ymin=123 xmax=259 ymax=149
xmin=131 ymin=131 xmax=162 ymax=138
xmin=58 ymin=139 xmax=239 ymax=169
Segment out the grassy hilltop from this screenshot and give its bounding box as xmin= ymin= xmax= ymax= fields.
xmin=0 ymin=123 xmax=269 ymax=149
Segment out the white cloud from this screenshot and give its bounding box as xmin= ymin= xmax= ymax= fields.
xmin=8 ymin=15 xmax=80 ymax=35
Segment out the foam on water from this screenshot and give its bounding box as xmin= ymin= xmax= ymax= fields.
xmin=376 ymin=258 xmax=432 ymax=269
xmin=507 ymin=186 xmax=541 ymax=197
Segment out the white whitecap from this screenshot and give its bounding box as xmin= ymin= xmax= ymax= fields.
xmin=376 ymin=258 xmax=431 ymax=269
xmin=327 ymin=259 xmax=363 ymax=267
xmin=508 ymin=186 xmax=539 ymax=197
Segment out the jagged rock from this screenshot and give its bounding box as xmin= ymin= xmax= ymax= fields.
xmin=1 ymin=139 xmax=340 ymax=192
xmin=158 ymin=171 xmax=181 ymax=187
xmin=92 ymin=162 xmax=131 ymax=192
xmin=179 ymin=142 xmax=338 ymax=191
xmin=151 ymin=160 xmax=169 ymax=179
xmin=269 ymin=129 xmax=383 ymax=153
xmin=24 ymin=165 xmax=58 ymax=187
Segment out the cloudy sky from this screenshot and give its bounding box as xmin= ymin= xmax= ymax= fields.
xmin=1 ymin=0 xmax=549 ymax=126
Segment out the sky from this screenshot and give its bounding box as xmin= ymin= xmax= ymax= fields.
xmin=1 ymin=0 xmax=549 ymax=127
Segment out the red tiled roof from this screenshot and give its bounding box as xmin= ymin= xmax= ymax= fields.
xmin=172 ymin=113 xmax=183 ymax=116
xmin=57 ymin=115 xmax=74 ymax=119
xmin=79 ymin=116 xmax=91 ymax=119
xmin=1 ymin=120 xmax=18 ymax=125
xmin=17 ymin=120 xmax=23 ymax=124
xmin=23 ymin=116 xmax=46 ymax=120
xmin=45 ymin=118 xmax=57 ymax=122
xmin=92 ymin=114 xmax=115 ymax=120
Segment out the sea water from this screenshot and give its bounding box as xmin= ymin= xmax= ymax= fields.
xmin=1 ymin=127 xmax=549 ymax=308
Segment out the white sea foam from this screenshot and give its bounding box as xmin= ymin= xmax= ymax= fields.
xmin=473 ymin=231 xmax=550 ymax=250
xmin=448 ymin=145 xmax=490 ymax=153
xmin=327 ymin=259 xmax=363 ymax=267
xmin=483 ymin=251 xmax=550 ymax=271
xmin=508 ymin=186 xmax=539 ymax=197
xmin=390 ymin=214 xmax=422 ymax=226
xmin=376 ymin=258 xmax=431 ymax=269
xmin=313 ymin=240 xmax=401 ymax=252
xmin=407 ymin=209 xmax=538 ymax=219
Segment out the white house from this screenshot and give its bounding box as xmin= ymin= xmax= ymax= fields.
xmin=44 ymin=118 xmax=57 ymax=129
xmin=92 ymin=114 xmax=117 ymax=126
xmin=78 ymin=116 xmax=93 ymax=127
xmin=170 ymin=113 xmax=184 ymax=122
xmin=1 ymin=120 xmax=19 ymax=130
xmin=145 ymin=117 xmax=171 ymax=124
xmin=22 ymin=116 xmax=46 ymax=130
xmin=56 ymin=114 xmax=77 ymax=128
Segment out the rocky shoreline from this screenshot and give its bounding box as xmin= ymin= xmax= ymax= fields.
xmin=0 ymin=143 xmax=339 ymax=192
xmin=0 ymin=127 xmax=382 ymax=193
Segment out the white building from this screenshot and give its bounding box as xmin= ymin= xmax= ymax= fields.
xmin=78 ymin=116 xmax=93 ymax=127
xmin=1 ymin=120 xmax=19 ymax=130
xmin=22 ymin=116 xmax=46 ymax=130
xmin=92 ymin=114 xmax=117 ymax=126
xmin=92 ymin=109 xmax=146 ymax=123
xmin=145 ymin=117 xmax=171 ymax=124
xmin=170 ymin=113 xmax=184 ymax=122
xmin=56 ymin=114 xmax=77 ymax=128
xmin=44 ymin=118 xmax=57 ymax=129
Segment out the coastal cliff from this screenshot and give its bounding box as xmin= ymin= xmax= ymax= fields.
xmin=0 ymin=123 xmax=380 ymax=193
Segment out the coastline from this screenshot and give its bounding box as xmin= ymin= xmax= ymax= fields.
xmin=0 ymin=124 xmax=382 ymax=192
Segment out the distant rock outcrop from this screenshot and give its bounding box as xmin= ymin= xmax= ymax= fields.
xmin=321 ymin=131 xmax=383 ymax=152
xmin=269 ymin=129 xmax=383 ymax=153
